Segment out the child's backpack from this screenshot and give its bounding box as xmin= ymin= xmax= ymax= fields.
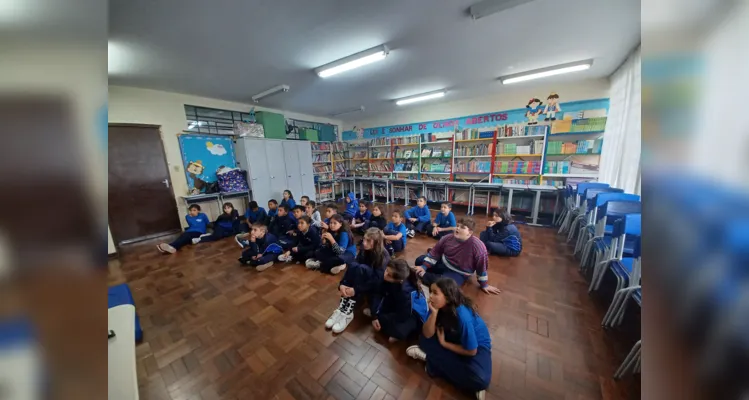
xmin=411 ymin=290 xmax=429 ymax=323
xmin=216 ymin=167 xmax=249 ymax=193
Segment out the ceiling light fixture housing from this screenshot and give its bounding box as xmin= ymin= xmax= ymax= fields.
xmin=395 ymin=90 xmax=446 ymax=106
xmin=315 ymin=45 xmax=389 ymax=78
xmin=499 ymin=60 xmax=593 ymax=84
xmin=468 ymin=0 xmax=535 ymax=20
xmin=251 ymin=84 xmax=290 ymax=103
xmin=331 ymin=106 xmax=365 ymax=117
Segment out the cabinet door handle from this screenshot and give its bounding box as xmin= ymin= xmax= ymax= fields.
xmin=252 ymin=178 xmax=257 ymax=181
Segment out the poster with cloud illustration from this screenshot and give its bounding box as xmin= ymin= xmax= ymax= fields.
xmin=178 ymin=134 xmax=236 ymax=194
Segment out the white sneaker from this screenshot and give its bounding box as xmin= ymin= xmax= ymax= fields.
xmin=406 ymin=345 xmax=426 ymax=361
xmin=305 ymin=259 xmax=321 ymax=270
xmin=332 ymin=299 xmax=356 ymax=334
xmin=407 ymin=229 xmax=415 ymax=238
xmin=191 ymin=237 xmax=201 ymax=244
xmin=325 ymin=298 xmax=346 ymax=329
xmin=235 ymin=234 xmax=249 ymax=249
xmin=476 ymin=390 xmax=486 ymax=400
xmin=330 ymin=264 xmax=346 ymax=275
xmin=362 ymin=308 xmax=371 ymax=317
xmin=256 ymin=261 xmax=274 ymax=272
xmin=278 ymin=253 xmax=292 ymax=262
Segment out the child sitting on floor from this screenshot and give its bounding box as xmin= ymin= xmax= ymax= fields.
xmin=372 ymin=259 xmax=429 ymax=343
xmin=244 ymin=201 xmax=268 ymax=230
xmin=405 ymin=278 xmax=492 ymax=399
xmin=266 ymin=199 xmax=279 ymax=226
xmin=276 ymin=206 xmax=307 ymax=262
xmin=195 ymin=202 xmax=240 ymax=243
xmin=479 ymin=207 xmax=522 ymax=257
xmin=368 ymin=205 xmax=388 ymax=231
xmin=271 ymin=205 xmax=298 ymax=247
xmin=306 ymin=200 xmax=323 ymax=228
xmin=278 ymin=215 xmax=320 ymax=264
xmin=157 ymin=204 xmax=209 ymax=254
xmin=427 ymin=202 xmax=456 ymax=240
xmin=300 ymin=195 xmax=310 ymax=207
xmin=237 ymin=223 xmax=281 ymax=271
xmin=383 ymin=210 xmax=408 ymax=255
xmin=351 ymin=201 xmax=372 ymax=234
xmin=404 ymin=196 xmax=431 ymax=238
xmin=280 ymin=190 xmax=296 ymax=210
xmin=306 ymin=214 xmax=357 ymax=275
xmin=326 ymin=228 xmax=390 ymax=333
xmin=321 ymin=203 xmax=338 ymax=230
xmin=343 ymin=192 xmax=358 ymax=223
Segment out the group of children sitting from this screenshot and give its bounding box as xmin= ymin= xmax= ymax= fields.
xmin=156 ymin=189 xmax=524 ymax=399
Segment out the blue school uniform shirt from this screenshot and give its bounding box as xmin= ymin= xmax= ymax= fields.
xmin=385 ymin=222 xmax=408 ymax=247
xmin=406 ymin=205 xmax=431 ymax=223
xmin=280 ymin=198 xmax=296 ymax=211
xmin=344 ymin=192 xmax=358 ymax=217
xmin=456 ymin=304 xmax=492 ymax=351
xmin=331 ymin=230 xmax=357 ymax=257
xmin=245 ymin=207 xmax=268 ymax=224
xmin=267 ymin=208 xmax=278 ymax=218
xmin=434 ymin=211 xmax=456 ymax=228
xmin=354 ymin=209 xmax=372 ymax=222
xmin=185 ymin=213 xmax=209 ymax=234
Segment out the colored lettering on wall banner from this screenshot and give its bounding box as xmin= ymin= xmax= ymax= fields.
xmin=343 ymin=98 xmax=609 ymax=140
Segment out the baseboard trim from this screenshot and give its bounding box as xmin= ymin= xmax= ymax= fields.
xmin=119 ymin=229 xmax=182 ymax=246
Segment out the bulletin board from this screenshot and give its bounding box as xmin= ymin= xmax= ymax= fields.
xmin=178 ymin=133 xmax=236 ymax=194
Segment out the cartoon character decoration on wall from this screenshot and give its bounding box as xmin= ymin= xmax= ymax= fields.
xmin=186 ymin=160 xmax=208 ymax=195
xmin=353 ymin=126 xmax=364 ymax=140
xmin=543 ymin=92 xmax=561 ymax=121
xmin=525 ymin=98 xmax=544 ymax=125
xmin=246 ymin=107 xmax=256 ymax=123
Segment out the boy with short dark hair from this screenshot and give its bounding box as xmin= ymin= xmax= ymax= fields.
xmin=279 ymin=215 xmax=321 ymax=264
xmin=322 ymin=203 xmax=338 ymax=230
xmin=404 ymin=196 xmax=431 ymax=238
xmin=427 ymin=202 xmax=457 ymax=239
xmin=306 ymin=200 xmax=323 ymax=228
xmin=383 ymin=210 xmax=408 ymax=255
xmin=368 ymin=205 xmax=388 ymax=231
xmin=238 ymin=223 xmax=280 ymax=272
xmin=266 ymin=199 xmax=279 ymax=226
xmin=244 ymin=201 xmax=268 ymax=229
xmin=157 ymin=204 xmax=209 ymax=254
xmin=300 ymin=196 xmax=310 ymax=207
xmin=270 ymin=204 xmax=297 ymax=240
xmin=351 ymin=201 xmax=372 ymax=234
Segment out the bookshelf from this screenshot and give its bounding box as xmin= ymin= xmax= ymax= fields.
xmin=342 ymin=140 xmax=370 ymax=177
xmin=368 ymin=137 xmax=393 ymax=178
xmin=540 ymin=118 xmax=606 ymax=186
xmin=311 ymin=141 xmax=339 ymax=201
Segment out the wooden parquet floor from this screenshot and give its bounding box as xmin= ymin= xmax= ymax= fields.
xmin=108 ymin=204 xmax=640 ymax=400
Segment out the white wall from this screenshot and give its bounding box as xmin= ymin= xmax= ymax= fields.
xmin=107 ymin=86 xmax=343 ymax=239
xmin=350 ymin=79 xmax=611 ymax=129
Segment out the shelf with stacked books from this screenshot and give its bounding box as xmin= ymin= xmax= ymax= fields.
xmin=311 ymin=142 xmax=337 ymax=197
xmin=341 ymin=140 xmax=369 ymax=177
xmin=540 ymin=117 xmax=607 ymax=187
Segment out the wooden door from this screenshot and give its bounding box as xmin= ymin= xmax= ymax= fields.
xmin=282 ymin=141 xmax=303 ymax=200
xmin=264 ymin=140 xmax=288 ymax=202
xmin=108 ymin=124 xmax=181 ymax=244
xmin=296 ymin=141 xmax=317 ymax=200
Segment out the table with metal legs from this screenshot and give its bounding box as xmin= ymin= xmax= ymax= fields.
xmin=471 ymin=183 xmax=503 ymax=215
xmin=527 ymin=184 xmax=559 ymax=226
xmin=444 ymin=181 xmax=475 ymax=214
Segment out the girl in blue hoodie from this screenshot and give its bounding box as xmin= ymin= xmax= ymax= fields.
xmin=306 ymin=214 xmax=357 ymax=275
xmin=280 ymin=190 xmax=296 ymax=211
xmin=343 ymin=192 xmax=358 ymax=223
xmin=196 ymin=202 xmax=240 ymax=243
xmin=372 ymin=259 xmax=429 ymax=343
xmin=479 ymin=207 xmax=522 ymax=257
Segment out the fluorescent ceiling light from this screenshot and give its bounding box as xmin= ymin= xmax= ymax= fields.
xmin=331 ymin=106 xmax=365 ymax=117
xmin=315 ymin=45 xmax=389 ymax=78
xmin=500 ymin=60 xmax=593 ymax=84
xmin=251 ymin=84 xmax=290 ymax=103
xmin=468 ymin=0 xmax=535 ymax=20
xmin=395 ymin=91 xmax=446 ymax=106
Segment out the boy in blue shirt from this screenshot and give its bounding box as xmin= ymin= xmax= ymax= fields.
xmin=157 ymin=204 xmax=208 ymax=254
xmin=427 ymin=202 xmax=457 ymax=240
xmin=270 ymin=204 xmax=297 ymax=239
xmin=404 ymin=196 xmax=431 ymax=238
xmin=343 ymin=192 xmax=358 ymax=223
xmin=266 ymin=199 xmax=279 ymax=226
xmin=238 ymin=223 xmax=280 ymax=272
xmin=351 ymin=201 xmax=372 ymax=234
xmin=277 ymin=206 xmax=306 ymax=261
xmin=321 ymin=203 xmax=338 ymax=230
xmin=384 ymin=210 xmax=408 ymax=256
xmin=244 ymin=201 xmax=268 ymax=231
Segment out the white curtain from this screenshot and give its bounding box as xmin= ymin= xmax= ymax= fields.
xmin=599 ymin=46 xmax=641 ymax=194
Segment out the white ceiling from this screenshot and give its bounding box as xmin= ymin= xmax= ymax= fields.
xmin=109 ymin=0 xmax=640 ymax=122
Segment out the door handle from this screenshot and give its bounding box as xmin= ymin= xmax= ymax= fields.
xmin=252 ymin=178 xmax=257 ymax=181
xmin=288 ymin=175 xmax=292 ymax=177
xmin=162 ymin=179 xmax=170 ymax=188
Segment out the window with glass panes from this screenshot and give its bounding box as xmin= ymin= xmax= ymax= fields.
xmin=184 ymin=105 xmax=253 ymax=135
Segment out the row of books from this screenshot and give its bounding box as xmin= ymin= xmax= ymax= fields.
xmin=395 ymin=149 xmax=419 ymax=159
xmin=550 ymin=118 xmax=608 ymax=134
xmin=350 ymin=150 xmax=368 ymax=159
xmin=370 ymin=162 xmax=392 ymax=172
xmin=546 ymin=139 xmax=602 ymax=154
xmin=497 ymin=142 xmax=543 ymax=155
xmin=456 ymin=129 xmax=495 ymax=140
xmin=313 ymin=165 xmax=332 ymax=173
xmin=498 ymin=124 xmax=548 ymax=138
xmin=311 ymin=142 xmax=332 ymax=151
xmin=312 ymin=153 xmax=332 ymax=162
xmin=491 ymin=177 xmax=539 ymax=185
xmin=454 ymin=160 xmax=492 ymax=173
xmin=370 ymin=137 xmax=390 ymax=146
xmin=394 ymin=162 xmax=419 ymax=172
xmin=391 ymin=135 xmax=420 ymax=144
xmin=331 ymin=142 xmax=345 ymax=151
xmin=494 ymin=161 xmax=542 ymax=174
xmin=421 ymin=148 xmax=451 ymax=158
xmin=425 ymin=188 xmax=448 ymax=200
xmin=424 ymin=132 xmax=453 ymax=142
xmin=455 ymin=143 xmax=493 ymax=156
xmin=544 ymin=161 xmax=571 ymax=174
xmin=391 ymin=187 xmax=420 ymax=200
xmin=421 ymin=162 xmax=451 ymax=173
xmin=334 ymin=163 xmax=345 ymax=173
xmin=370 ymin=150 xmax=392 ymax=159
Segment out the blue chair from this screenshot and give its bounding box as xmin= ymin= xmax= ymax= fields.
xmin=614 ymin=339 xmax=641 ymax=379
xmin=580 ymin=197 xmax=641 ymax=271
xmin=554 ymin=185 xmax=574 ymax=228
xmin=558 ymin=182 xmax=609 ymax=235
xmin=569 ymin=187 xmax=624 ymax=246
xmin=602 ymin=236 xmax=641 ymax=327
xmin=590 ymin=213 xmax=640 ymax=292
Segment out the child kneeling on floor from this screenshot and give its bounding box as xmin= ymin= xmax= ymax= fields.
xmin=157 ymin=204 xmax=209 ymax=254
xmin=278 ymin=215 xmax=320 ymax=264
xmin=326 ymin=228 xmax=390 ymax=333
xmin=237 ymin=223 xmax=281 ymax=271
xmin=479 ymin=207 xmax=522 ymax=257
xmin=371 ymin=259 xmax=429 ymax=343
xmin=306 ymin=214 xmax=357 ymax=275
xmin=406 ymin=277 xmax=492 ymax=400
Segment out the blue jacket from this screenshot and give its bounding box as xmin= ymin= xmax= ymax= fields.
xmin=354 ymin=209 xmax=372 ymax=223
xmin=486 ymin=223 xmax=523 ymax=253
xmin=280 ymin=198 xmax=296 ymax=211
xmin=215 ymin=210 xmax=240 ymax=232
xmin=185 ymin=213 xmax=209 ymax=234
xmin=344 ymin=192 xmax=358 ymax=217
xmin=369 ymin=215 xmax=388 ymax=230
xmin=245 ymin=207 xmax=268 ymax=225
xmin=375 ymin=279 xmax=428 ymax=324
xmin=328 ymin=230 xmax=357 ymax=257
xmin=405 ymin=205 xmax=431 ymax=223
xmin=385 ymin=222 xmax=408 ymax=247
xmin=250 ymin=232 xmax=278 ymax=255
xmin=340 ymin=250 xmax=391 ymax=303
xmin=270 ymin=214 xmax=297 ymax=237
xmin=296 ymin=226 xmax=321 ymax=253
xmin=434 ymin=211 xmax=456 ymax=228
